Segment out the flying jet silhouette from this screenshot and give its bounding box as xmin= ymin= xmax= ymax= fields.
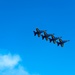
xmin=57 ymin=38 xmax=70 ymax=47
xmin=41 ymin=31 xmax=54 ymax=41
xmin=33 ymin=28 xmax=46 ymax=37
xmin=49 ymin=35 xmax=62 ymax=44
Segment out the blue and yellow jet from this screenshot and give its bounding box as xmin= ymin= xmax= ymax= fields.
xmin=33 ymin=28 xmax=46 ymax=37
xmin=49 ymin=35 xmax=62 ymax=44
xmin=41 ymin=31 xmax=54 ymax=41
xmin=57 ymin=38 xmax=70 ymax=47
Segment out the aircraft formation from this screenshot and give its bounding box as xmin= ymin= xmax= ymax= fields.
xmin=33 ymin=28 xmax=70 ymax=47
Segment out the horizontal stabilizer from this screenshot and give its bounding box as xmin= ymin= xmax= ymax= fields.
xmin=41 ymin=35 xmax=44 ymax=40
xmin=57 ymin=42 xmax=60 ymax=46
xmin=49 ymin=38 xmax=52 ymax=43
xmin=33 ymin=31 xmax=36 ymax=36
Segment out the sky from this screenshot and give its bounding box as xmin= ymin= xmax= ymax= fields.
xmin=0 ymin=0 xmax=75 ymax=75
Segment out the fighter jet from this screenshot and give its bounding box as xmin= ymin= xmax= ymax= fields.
xmin=41 ymin=31 xmax=54 ymax=41
xmin=57 ymin=38 xmax=70 ymax=47
xmin=49 ymin=35 xmax=62 ymax=44
xmin=33 ymin=28 xmax=46 ymax=37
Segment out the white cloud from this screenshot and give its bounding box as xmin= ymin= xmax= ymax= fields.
xmin=0 ymin=53 xmax=21 ymax=69
xmin=0 ymin=53 xmax=39 ymax=75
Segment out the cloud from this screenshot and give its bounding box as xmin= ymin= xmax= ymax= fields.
xmin=0 ymin=53 xmax=21 ymax=69
xmin=0 ymin=53 xmax=39 ymax=75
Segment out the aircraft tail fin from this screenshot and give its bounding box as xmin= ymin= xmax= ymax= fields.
xmin=36 ymin=28 xmax=39 ymax=32
xmin=41 ymin=35 xmax=44 ymax=40
xmin=33 ymin=31 xmax=36 ymax=36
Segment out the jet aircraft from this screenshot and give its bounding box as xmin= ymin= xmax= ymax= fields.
xmin=57 ymin=38 xmax=70 ymax=47
xmin=41 ymin=31 xmax=54 ymax=41
xmin=33 ymin=28 xmax=46 ymax=37
xmin=49 ymin=35 xmax=62 ymax=44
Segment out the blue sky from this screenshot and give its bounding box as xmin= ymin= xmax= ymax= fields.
xmin=0 ymin=0 xmax=75 ymax=75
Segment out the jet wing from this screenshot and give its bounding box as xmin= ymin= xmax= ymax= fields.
xmin=38 ymin=33 xmax=40 ymax=37
xmin=51 ymin=35 xmax=54 ymax=39
xmin=46 ymin=37 xmax=48 ymax=41
xmin=61 ymin=43 xmax=64 ymax=47
xmin=36 ymin=28 xmax=39 ymax=32
xmin=59 ymin=38 xmax=62 ymax=42
xmin=53 ymin=40 xmax=56 ymax=44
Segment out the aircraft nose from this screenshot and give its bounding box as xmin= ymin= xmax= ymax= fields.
xmin=52 ymin=33 xmax=55 ymax=35
xmin=68 ymin=40 xmax=70 ymax=41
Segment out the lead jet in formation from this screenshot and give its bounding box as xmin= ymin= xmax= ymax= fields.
xmin=41 ymin=31 xmax=54 ymax=41
xmin=57 ymin=38 xmax=70 ymax=47
xmin=33 ymin=28 xmax=46 ymax=37
xmin=49 ymin=35 xmax=62 ymax=44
